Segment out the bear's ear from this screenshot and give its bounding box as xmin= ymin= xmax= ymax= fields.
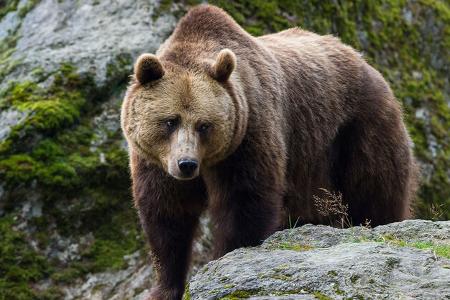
xmin=211 ymin=49 xmax=236 ymax=82
xmin=134 ymin=53 xmax=165 ymax=84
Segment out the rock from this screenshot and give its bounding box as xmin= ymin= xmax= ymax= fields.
xmin=0 ymin=108 xmax=28 ymax=142
xmin=0 ymin=11 xmax=20 ymax=40
xmin=61 ymin=215 xmax=212 ymax=300
xmin=90 ymin=89 xmax=125 ymax=152
xmin=188 ymin=220 xmax=450 ymax=299
xmin=4 ymin=0 xmax=177 ymax=86
xmin=63 ymin=251 xmax=153 ymax=300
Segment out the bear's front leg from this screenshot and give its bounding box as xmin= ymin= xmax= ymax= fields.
xmin=205 ymin=144 xmax=286 ymax=258
xmin=130 ymin=152 xmax=207 ymax=300
xmin=144 ymin=214 xmax=199 ymax=300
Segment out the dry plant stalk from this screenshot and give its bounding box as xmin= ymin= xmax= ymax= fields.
xmin=313 ymin=188 xmax=352 ymax=228
xmin=429 ymin=203 xmax=444 ymax=221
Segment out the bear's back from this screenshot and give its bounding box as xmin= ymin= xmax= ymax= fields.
xmin=257 ymin=28 xmax=364 ymax=113
xmin=257 ymin=28 xmax=363 ymax=78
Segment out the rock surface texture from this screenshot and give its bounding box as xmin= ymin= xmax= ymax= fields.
xmin=188 ymin=220 xmax=450 ymax=299
xmin=3 ymin=0 xmax=176 ymax=86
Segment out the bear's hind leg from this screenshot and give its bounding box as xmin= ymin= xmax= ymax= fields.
xmin=330 ymin=118 xmax=415 ymax=226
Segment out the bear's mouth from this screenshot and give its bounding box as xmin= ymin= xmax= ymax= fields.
xmin=170 ymin=172 xmax=199 ymax=181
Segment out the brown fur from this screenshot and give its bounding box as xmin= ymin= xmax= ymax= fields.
xmin=121 ymin=5 xmax=419 ymax=300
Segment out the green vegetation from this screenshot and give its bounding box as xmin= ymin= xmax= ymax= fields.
xmin=381 ymin=234 xmax=450 ymax=258
xmin=0 ymin=0 xmax=40 ymax=19
xmin=219 ymin=289 xmax=260 ymax=299
xmin=0 ymin=0 xmax=20 ymax=19
xmin=0 ymin=216 xmax=50 ymax=299
xmin=0 ymin=34 xmax=20 ymax=82
xmin=0 ymin=63 xmax=139 ymax=298
xmin=182 ymin=283 xmax=191 ymax=300
xmin=313 ymin=292 xmax=333 ymax=300
xmin=0 ymin=0 xmax=41 ymax=83
xmin=218 ymin=288 xmax=338 ymax=299
xmin=276 ymin=241 xmax=315 ymax=252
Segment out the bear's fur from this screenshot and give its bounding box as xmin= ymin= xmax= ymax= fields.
xmin=120 ymin=5 xmax=418 ymax=299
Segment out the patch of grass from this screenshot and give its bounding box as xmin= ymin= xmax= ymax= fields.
xmin=383 ymin=236 xmax=450 ymax=259
xmin=277 ymin=242 xmax=314 ymax=252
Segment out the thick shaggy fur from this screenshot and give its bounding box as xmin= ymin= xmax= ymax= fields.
xmin=121 ymin=5 xmax=418 ymax=300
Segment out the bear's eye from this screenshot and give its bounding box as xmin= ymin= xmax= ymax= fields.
xmin=197 ymin=122 xmax=212 ymax=134
xmin=164 ymin=117 xmax=179 ymax=132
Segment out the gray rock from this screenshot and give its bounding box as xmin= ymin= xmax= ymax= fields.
xmin=61 ymin=215 xmax=212 ymax=300
xmin=63 ymin=251 xmax=153 ymax=300
xmin=90 ymin=88 xmax=125 ymax=152
xmin=4 ymin=0 xmax=177 ymax=86
xmin=188 ymin=220 xmax=450 ymax=299
xmin=0 ymin=11 xmax=20 ymax=40
xmin=0 ymin=108 xmax=28 ymax=142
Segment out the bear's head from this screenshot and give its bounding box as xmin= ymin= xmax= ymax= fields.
xmin=121 ymin=49 xmax=247 ymax=180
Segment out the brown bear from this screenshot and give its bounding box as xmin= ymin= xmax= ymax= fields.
xmin=120 ymin=4 xmax=418 ymax=300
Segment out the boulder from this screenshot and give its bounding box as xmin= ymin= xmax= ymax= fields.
xmin=188 ymin=220 xmax=450 ymax=299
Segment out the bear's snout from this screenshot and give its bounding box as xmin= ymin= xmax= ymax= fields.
xmin=177 ymin=158 xmax=198 ymax=178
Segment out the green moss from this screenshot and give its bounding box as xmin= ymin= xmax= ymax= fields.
xmin=0 ymin=0 xmax=20 ymax=19
xmin=17 ymin=0 xmax=40 ymax=18
xmin=0 ymin=34 xmax=20 ymax=82
xmin=327 ymin=270 xmax=338 ymax=277
xmin=0 ymin=62 xmax=136 ymax=295
xmin=0 ymin=154 xmax=38 ymax=184
xmin=0 ymin=0 xmax=40 ymax=19
xmin=0 ymin=1 xmax=41 ymax=83
xmin=276 ymin=242 xmax=314 ymax=252
xmin=220 ymin=288 xmax=314 ymax=299
xmin=182 ymin=283 xmax=191 ymax=300
xmin=0 ymin=216 xmax=50 ymax=300
xmin=268 ymin=273 xmax=292 ymax=281
xmin=350 ymin=274 xmax=360 ymax=284
xmin=220 ymin=289 xmax=259 ymax=299
xmin=50 ymin=267 xmax=83 ymax=284
xmin=106 ymin=53 xmax=133 ymax=84
xmin=333 ymin=282 xmax=345 ymax=296
xmin=313 ymin=292 xmax=333 ymax=300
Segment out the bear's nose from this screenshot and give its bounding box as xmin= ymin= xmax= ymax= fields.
xmin=177 ymin=159 xmax=198 ymax=176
